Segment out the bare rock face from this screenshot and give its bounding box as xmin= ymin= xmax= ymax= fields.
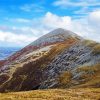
xmin=40 ymin=41 xmax=100 ymax=89
xmin=0 ymin=28 xmax=100 ymax=92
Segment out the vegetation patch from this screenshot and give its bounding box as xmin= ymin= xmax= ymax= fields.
xmin=92 ymin=44 xmax=100 ymax=55
xmin=58 ymin=71 xmax=72 ymax=87
xmin=83 ymin=40 xmax=100 ymax=55
xmin=0 ymin=74 xmax=9 ymax=85
xmin=75 ymin=63 xmax=100 ymax=88
xmin=83 ymin=40 xmax=97 ymax=47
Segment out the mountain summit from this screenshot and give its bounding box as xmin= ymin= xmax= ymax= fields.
xmin=0 ymin=28 xmax=100 ymax=92
xmin=29 ymin=28 xmax=81 ymax=47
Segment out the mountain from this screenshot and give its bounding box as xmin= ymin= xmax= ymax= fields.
xmin=0 ymin=28 xmax=100 ymax=92
xmin=0 ymin=47 xmax=20 ymax=60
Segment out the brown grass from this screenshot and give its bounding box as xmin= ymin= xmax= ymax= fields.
xmin=0 ymin=88 xmax=100 ymax=100
xmin=77 ymin=63 xmax=100 ymax=73
xmin=76 ymin=63 xmax=100 ymax=88
xmin=58 ymin=71 xmax=72 ymax=87
xmin=92 ymin=44 xmax=100 ymax=55
xmin=83 ymin=40 xmax=97 ymax=47
xmin=83 ymin=40 xmax=100 ymax=55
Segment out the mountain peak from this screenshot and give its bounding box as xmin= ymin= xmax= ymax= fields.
xmin=48 ymin=28 xmax=76 ymax=35
xmin=29 ymin=28 xmax=81 ymax=47
xmin=51 ymin=28 xmax=67 ymax=32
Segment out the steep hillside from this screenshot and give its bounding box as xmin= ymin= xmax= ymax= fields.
xmin=40 ymin=40 xmax=100 ymax=89
xmin=0 ymin=28 xmax=80 ymax=71
xmin=0 ymin=28 xmax=100 ymax=92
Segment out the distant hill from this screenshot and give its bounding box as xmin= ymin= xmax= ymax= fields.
xmin=0 ymin=28 xmax=100 ymax=92
xmin=0 ymin=47 xmax=20 ymax=60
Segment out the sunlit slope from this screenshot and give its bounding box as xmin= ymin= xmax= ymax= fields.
xmin=0 ymin=88 xmax=100 ymax=100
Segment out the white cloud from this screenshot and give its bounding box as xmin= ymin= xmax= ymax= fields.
xmin=4 ymin=18 xmax=31 ymax=23
xmin=0 ymin=30 xmax=37 ymax=47
xmin=53 ymin=0 xmax=100 ymax=7
xmin=0 ymin=10 xmax=100 ymax=47
xmin=52 ymin=0 xmax=100 ymax=16
xmin=20 ymin=4 xmax=44 ymax=13
xmin=88 ymin=10 xmax=100 ymax=27
xmin=11 ymin=18 xmax=30 ymax=23
xmin=42 ymin=12 xmax=72 ymax=29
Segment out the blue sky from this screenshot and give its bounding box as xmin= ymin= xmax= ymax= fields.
xmin=0 ymin=0 xmax=100 ymax=47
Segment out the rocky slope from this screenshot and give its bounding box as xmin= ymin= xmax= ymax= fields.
xmin=0 ymin=28 xmax=100 ymax=92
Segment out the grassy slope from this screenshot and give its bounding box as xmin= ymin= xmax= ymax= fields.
xmin=74 ymin=63 xmax=100 ymax=88
xmin=0 ymin=88 xmax=100 ymax=100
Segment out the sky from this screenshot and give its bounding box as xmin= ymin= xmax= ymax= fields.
xmin=0 ymin=0 xmax=100 ymax=47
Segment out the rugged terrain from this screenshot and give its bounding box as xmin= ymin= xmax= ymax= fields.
xmin=0 ymin=28 xmax=100 ymax=93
